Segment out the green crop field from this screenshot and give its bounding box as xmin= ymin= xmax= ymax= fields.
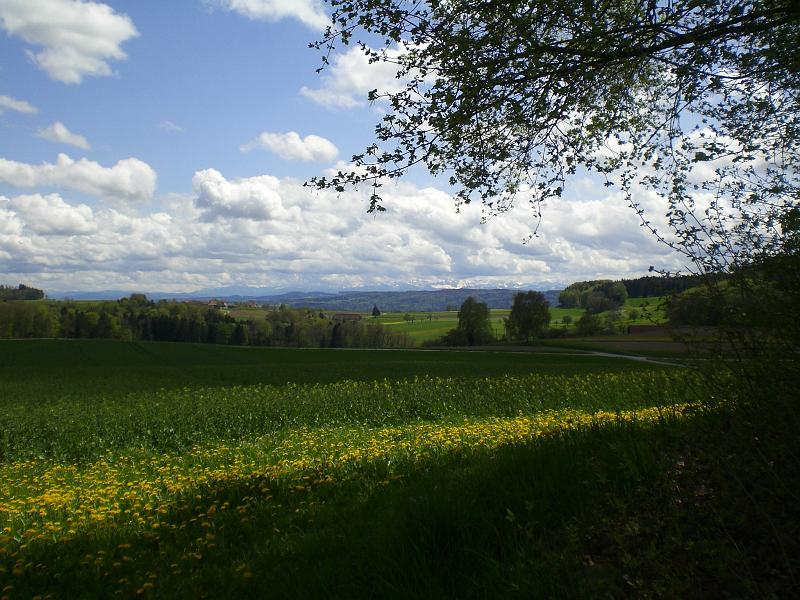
xmin=0 ymin=339 xmax=664 ymax=398
xmin=1 ymin=339 xmax=793 ymax=598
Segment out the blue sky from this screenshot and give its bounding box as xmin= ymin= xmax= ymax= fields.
xmin=0 ymin=0 xmax=680 ymax=294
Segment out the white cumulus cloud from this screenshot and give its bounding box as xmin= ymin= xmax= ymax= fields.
xmin=0 ymin=94 xmax=37 ymax=114
xmin=0 ymin=154 xmax=156 ymax=204
xmin=300 ymin=45 xmax=409 ymax=109
xmin=37 ymin=121 xmax=91 ymax=150
xmin=193 ymin=168 xmax=287 ymax=221
xmin=241 ymin=131 xmax=339 ymax=162
xmin=210 ymin=0 xmax=328 ymax=30
xmin=0 ymin=0 xmax=138 ymax=84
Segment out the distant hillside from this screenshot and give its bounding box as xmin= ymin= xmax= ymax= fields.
xmin=249 ymin=289 xmax=562 ymax=312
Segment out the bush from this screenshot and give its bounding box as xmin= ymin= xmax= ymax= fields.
xmin=576 ymin=312 xmax=602 ymax=336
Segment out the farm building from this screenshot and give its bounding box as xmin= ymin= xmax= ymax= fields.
xmin=207 ymin=299 xmax=229 ymax=309
xmin=331 ymin=313 xmax=362 ymax=322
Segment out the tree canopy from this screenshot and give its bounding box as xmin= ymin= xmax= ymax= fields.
xmin=453 ymin=296 xmax=493 ymax=345
xmin=506 ymin=291 xmax=550 ymax=341
xmin=311 ymin=0 xmax=799 ymax=267
xmin=558 ymin=280 xmax=628 ymax=313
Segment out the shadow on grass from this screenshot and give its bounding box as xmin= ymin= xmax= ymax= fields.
xmin=5 ymin=406 xmax=799 ymax=599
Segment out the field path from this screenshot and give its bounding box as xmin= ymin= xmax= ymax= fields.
xmin=568 ymin=350 xmax=686 ymax=368
xmin=324 ymin=345 xmax=686 ymax=368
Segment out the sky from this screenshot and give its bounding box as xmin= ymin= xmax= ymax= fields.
xmin=0 ymin=0 xmax=683 ymax=294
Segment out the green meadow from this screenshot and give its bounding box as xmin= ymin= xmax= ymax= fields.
xmin=364 ymin=298 xmax=667 ymax=344
xmin=372 ymin=310 xmax=509 ymax=343
xmin=344 ymin=299 xmax=667 ymax=345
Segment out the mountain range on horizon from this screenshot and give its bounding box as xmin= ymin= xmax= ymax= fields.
xmin=45 ymin=286 xmax=564 ymax=312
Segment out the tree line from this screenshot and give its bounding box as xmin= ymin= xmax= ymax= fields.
xmin=0 ymin=295 xmax=410 ymax=349
xmin=620 ymin=275 xmax=702 ymax=299
xmin=0 ymin=284 xmax=44 ymax=302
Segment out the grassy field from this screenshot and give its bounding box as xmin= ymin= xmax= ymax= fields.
xmin=548 ymin=297 xmax=667 ymax=329
xmin=1 ymin=339 xmax=796 ymax=598
xmin=373 ymin=310 xmax=509 ymax=342
xmin=375 ymin=299 xmax=669 ymax=344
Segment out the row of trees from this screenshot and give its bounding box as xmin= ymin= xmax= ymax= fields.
xmin=438 ymin=292 xmax=552 ymax=346
xmin=0 ymin=298 xmax=263 ymax=344
xmin=0 ymin=296 xmax=410 ymax=349
xmin=621 ymin=276 xmax=702 ymax=299
xmin=0 ymin=288 xmax=640 ymax=348
xmin=440 ymin=290 xmax=664 ymax=346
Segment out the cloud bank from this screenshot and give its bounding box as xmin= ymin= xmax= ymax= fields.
xmin=0 ymin=166 xmax=680 ymax=293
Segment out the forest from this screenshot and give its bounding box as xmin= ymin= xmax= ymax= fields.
xmin=0 ymin=294 xmax=410 ymax=348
